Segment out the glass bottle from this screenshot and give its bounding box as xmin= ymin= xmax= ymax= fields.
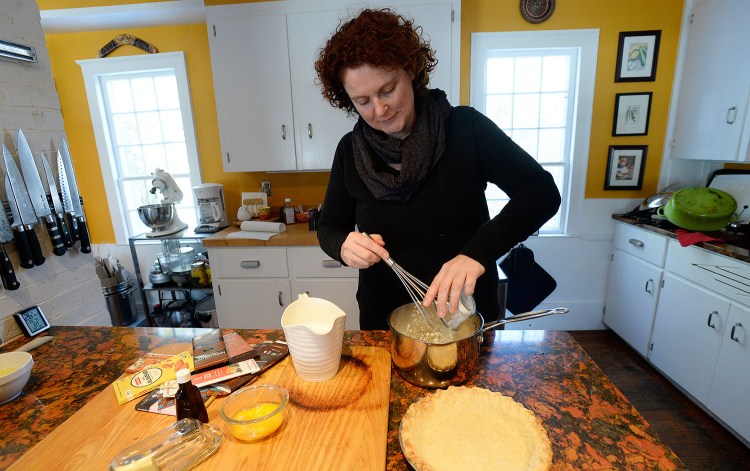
xmin=175 ymin=368 xmax=208 ymax=423
xmin=282 ymin=197 xmax=295 ymax=224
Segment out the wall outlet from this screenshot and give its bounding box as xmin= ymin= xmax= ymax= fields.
xmin=261 ymin=180 xmax=271 ymax=196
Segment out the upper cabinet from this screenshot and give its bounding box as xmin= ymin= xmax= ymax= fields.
xmin=668 ymin=0 xmax=750 ymax=162
xmin=206 ymin=0 xmax=459 ymax=172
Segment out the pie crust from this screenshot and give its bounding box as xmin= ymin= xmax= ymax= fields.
xmin=400 ymin=386 xmax=552 ymax=471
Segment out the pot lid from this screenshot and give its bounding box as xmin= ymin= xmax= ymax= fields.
xmin=672 ymin=187 xmax=737 ymax=218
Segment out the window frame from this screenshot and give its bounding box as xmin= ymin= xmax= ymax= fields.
xmin=77 ymin=51 xmax=202 ymax=243
xmin=470 ymin=29 xmax=599 ymax=235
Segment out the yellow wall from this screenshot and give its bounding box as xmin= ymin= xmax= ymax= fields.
xmin=46 ymin=24 xmax=328 ymax=243
xmin=45 ymin=0 xmax=687 ymax=243
xmin=462 ymin=0 xmax=683 ymax=200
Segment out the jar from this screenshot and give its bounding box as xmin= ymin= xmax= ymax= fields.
xmin=191 ymin=261 xmax=209 ymax=288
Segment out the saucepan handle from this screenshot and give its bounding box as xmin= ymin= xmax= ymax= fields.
xmin=482 ymin=307 xmax=569 ymax=333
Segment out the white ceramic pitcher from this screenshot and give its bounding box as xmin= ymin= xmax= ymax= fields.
xmin=280 ymin=293 xmax=347 ymax=382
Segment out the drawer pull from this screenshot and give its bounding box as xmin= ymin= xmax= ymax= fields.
xmin=281 ymin=124 xmax=287 ymax=140
xmin=278 ymin=291 xmax=283 ymax=306
xmin=240 ymin=260 xmax=260 ymax=269
xmin=727 ymin=106 xmax=737 ymax=124
xmin=645 ymin=279 xmax=654 ymax=294
xmin=628 ymin=238 xmax=644 ymax=248
xmin=307 ymin=123 xmax=313 ymax=139
xmin=322 ymin=259 xmax=342 ymax=268
xmin=731 ymin=323 xmax=743 ymax=342
xmin=707 ymin=311 xmax=718 ymax=329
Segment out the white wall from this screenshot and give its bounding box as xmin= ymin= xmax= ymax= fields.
xmin=0 ymin=1 xmax=109 ymax=345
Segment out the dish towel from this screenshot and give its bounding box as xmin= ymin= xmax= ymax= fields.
xmin=675 ymin=229 xmax=723 ymax=247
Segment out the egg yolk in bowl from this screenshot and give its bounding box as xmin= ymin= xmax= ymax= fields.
xmin=230 ymin=402 xmax=284 ymax=441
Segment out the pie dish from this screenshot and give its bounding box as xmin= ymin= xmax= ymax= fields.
xmin=400 ymin=386 xmax=552 ymax=471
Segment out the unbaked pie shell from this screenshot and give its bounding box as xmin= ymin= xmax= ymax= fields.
xmin=400 ymin=386 xmax=552 ymax=471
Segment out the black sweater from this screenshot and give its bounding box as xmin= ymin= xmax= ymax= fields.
xmin=318 ymin=105 xmax=561 ymax=330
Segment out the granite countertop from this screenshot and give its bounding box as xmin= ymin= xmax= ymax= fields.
xmin=202 ymin=223 xmax=318 ymax=248
xmin=0 ymin=326 xmax=683 ymax=470
xmin=613 ymin=214 xmax=750 ymax=263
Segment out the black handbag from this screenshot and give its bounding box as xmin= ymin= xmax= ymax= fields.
xmin=498 ymin=244 xmax=557 ymax=315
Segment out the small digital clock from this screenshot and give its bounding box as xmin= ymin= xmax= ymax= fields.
xmin=13 ymin=306 xmax=51 ymax=337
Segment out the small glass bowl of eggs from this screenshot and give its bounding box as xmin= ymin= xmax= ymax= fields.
xmin=219 ymin=384 xmax=289 ymax=442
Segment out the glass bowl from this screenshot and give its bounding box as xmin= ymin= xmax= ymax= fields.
xmin=219 ymin=384 xmax=289 ymax=442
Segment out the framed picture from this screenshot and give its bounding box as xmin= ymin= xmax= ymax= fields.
xmin=612 ymin=92 xmax=652 ymax=136
xmin=614 ymin=30 xmax=661 ymax=82
xmin=604 ymin=145 xmax=647 ymax=190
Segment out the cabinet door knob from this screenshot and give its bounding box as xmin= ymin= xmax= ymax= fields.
xmin=726 ymin=106 xmax=737 ymax=124
xmin=281 ymin=124 xmax=287 ymax=140
xmin=730 ymin=322 xmax=743 ymax=342
xmin=307 ymin=123 xmax=313 ymax=139
xmin=707 ymin=310 xmax=718 ymax=329
xmin=240 ymin=260 xmax=260 ymax=269
xmin=645 ymin=279 xmax=654 ymax=294
xmin=322 ymin=259 xmax=342 ymax=268
xmin=628 ymin=238 xmax=644 ymax=248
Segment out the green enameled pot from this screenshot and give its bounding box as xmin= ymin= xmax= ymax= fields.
xmin=657 ymin=187 xmax=737 ymax=231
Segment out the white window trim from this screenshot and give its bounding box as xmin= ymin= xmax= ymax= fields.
xmin=470 ymin=29 xmax=599 ymax=236
xmin=77 ymin=51 xmax=202 ymax=244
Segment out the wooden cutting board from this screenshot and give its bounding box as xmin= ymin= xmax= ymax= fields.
xmin=9 ymin=345 xmax=391 ymax=471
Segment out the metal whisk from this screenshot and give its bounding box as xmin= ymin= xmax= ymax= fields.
xmin=361 ymin=232 xmax=445 ymax=329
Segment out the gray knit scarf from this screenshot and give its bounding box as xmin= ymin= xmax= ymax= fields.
xmin=352 ymin=89 xmax=452 ymax=202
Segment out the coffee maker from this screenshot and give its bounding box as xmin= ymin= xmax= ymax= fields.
xmin=193 ymin=183 xmax=229 ymax=233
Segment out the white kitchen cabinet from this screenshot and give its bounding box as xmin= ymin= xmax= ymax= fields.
xmin=206 ymin=0 xmax=458 ymax=172
xmin=669 ymin=0 xmax=750 ymax=161
xmin=208 ymin=247 xmax=293 ymax=328
xmin=649 ymin=273 xmax=729 ymax=403
xmin=208 ymin=245 xmax=360 ymax=329
xmin=603 ymin=222 xmax=667 ymax=356
xmin=288 ymin=247 xmax=360 ymax=330
xmin=214 ymin=278 xmax=291 ymax=329
xmin=707 ymin=303 xmax=750 ymax=441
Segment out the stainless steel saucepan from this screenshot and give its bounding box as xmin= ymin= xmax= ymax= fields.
xmin=388 ymin=304 xmax=569 ymax=389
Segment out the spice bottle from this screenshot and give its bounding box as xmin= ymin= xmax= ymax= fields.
xmin=282 ymin=197 xmax=296 ymax=224
xmin=175 ymin=368 xmax=208 ymax=423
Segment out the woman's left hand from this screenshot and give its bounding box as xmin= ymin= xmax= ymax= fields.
xmin=422 ymin=255 xmax=485 ymax=319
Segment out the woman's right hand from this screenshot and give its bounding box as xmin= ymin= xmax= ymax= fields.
xmin=340 ymin=232 xmax=390 ymax=269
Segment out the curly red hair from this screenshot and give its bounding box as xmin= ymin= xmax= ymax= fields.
xmin=315 ymin=8 xmax=437 ymax=114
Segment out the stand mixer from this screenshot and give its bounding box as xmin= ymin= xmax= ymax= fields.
xmin=137 ymin=169 xmax=189 ymax=238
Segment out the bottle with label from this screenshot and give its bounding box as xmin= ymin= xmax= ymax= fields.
xmin=175 ymin=368 xmax=208 ymax=423
xmin=282 ymin=197 xmax=296 ymax=224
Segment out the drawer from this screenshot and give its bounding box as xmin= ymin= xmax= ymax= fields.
xmin=207 ymin=247 xmax=288 ymax=278
xmin=612 ymin=222 xmax=668 ymax=267
xmin=665 ymin=239 xmax=750 ymax=306
xmin=288 ymin=247 xmax=358 ymax=278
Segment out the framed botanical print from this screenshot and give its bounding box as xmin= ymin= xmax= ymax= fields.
xmin=614 ymin=30 xmax=661 ymax=82
xmin=604 ymin=145 xmax=647 ymax=190
xmin=612 ymin=92 xmax=652 ymax=136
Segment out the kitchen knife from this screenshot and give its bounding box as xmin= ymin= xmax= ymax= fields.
xmin=0 ymin=196 xmax=20 ymax=290
xmin=58 ymin=138 xmax=90 ymax=253
xmin=2 ymin=145 xmax=45 ymax=268
xmin=42 ymin=151 xmax=73 ymax=249
xmin=17 ymin=130 xmax=65 ymax=256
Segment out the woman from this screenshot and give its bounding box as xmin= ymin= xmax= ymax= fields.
xmin=314 ymin=9 xmax=561 ymax=330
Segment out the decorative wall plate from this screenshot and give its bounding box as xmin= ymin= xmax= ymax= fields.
xmin=520 ymin=0 xmax=555 ymax=24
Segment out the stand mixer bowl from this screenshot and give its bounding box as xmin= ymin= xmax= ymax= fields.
xmin=138 ymin=204 xmax=174 ymax=231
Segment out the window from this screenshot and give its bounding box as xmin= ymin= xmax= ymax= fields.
xmin=471 ymin=30 xmax=599 ymax=235
xmin=78 ymin=52 xmax=201 ymax=242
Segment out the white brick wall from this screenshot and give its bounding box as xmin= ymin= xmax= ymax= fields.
xmin=0 ymin=1 xmax=109 ymax=345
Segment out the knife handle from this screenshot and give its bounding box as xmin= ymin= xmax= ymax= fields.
xmin=27 ymin=227 xmax=46 ymax=266
xmin=77 ymin=218 xmax=91 ymax=254
xmin=13 ymin=228 xmax=34 ymax=269
xmin=45 ymin=218 xmax=66 ymax=256
xmin=0 ymin=245 xmax=19 ymax=290
xmin=57 ymin=213 xmax=73 ymax=249
xmin=69 ymin=214 xmax=79 ymax=242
